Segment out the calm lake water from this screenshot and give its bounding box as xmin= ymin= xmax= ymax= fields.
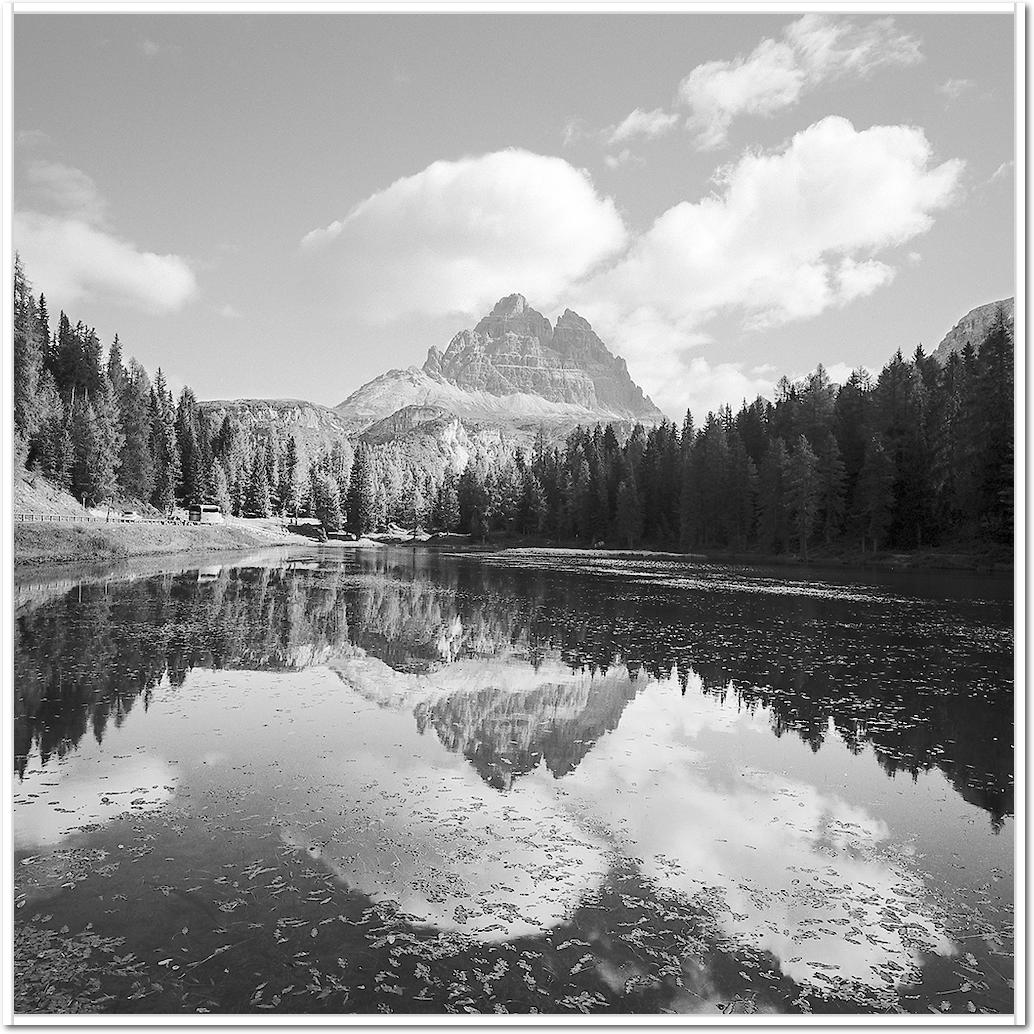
xmin=13 ymin=547 xmax=1014 ymax=1015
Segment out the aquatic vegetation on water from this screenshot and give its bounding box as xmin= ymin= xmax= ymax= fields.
xmin=12 ymin=549 xmax=1014 ymax=1014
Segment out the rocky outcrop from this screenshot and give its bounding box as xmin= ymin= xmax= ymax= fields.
xmin=358 ymin=404 xmax=455 ymax=445
xmin=933 ymin=298 xmax=1014 ymax=364
xmin=199 ymin=398 xmax=353 ymax=463
xmin=335 ymin=294 xmax=664 ymax=440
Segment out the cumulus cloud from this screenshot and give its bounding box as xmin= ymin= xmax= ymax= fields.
xmin=305 ymin=119 xmax=960 ymax=419
xmin=14 ymin=211 xmax=198 ymax=314
xmin=301 ymin=149 xmax=627 ymax=322
xmin=605 ymin=106 xmax=679 ymax=146
xmin=15 ymin=154 xmax=198 ymax=314
xmin=579 ymin=118 xmax=958 ymax=328
xmin=21 ymin=159 xmax=108 ymax=225
xmin=572 ymin=117 xmax=961 ymax=414
xmin=679 ymin=14 xmax=922 ymax=149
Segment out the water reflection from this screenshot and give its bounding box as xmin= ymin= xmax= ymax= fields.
xmin=16 ymin=550 xmax=1013 ymax=828
xmin=11 ymin=548 xmax=1014 ymax=1014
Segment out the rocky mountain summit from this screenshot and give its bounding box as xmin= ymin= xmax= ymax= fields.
xmin=933 ymin=297 xmax=1014 ymax=364
xmin=335 ymin=294 xmax=664 ymax=440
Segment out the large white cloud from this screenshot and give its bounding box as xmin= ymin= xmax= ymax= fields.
xmin=14 ymin=210 xmax=198 ymax=314
xmin=680 ymin=14 xmax=922 ymax=149
xmin=301 ymin=149 xmax=627 ymax=322
xmin=573 ymin=117 xmax=962 ymax=415
xmin=304 ymin=118 xmax=960 ymax=420
xmin=14 ymin=155 xmax=198 ymax=314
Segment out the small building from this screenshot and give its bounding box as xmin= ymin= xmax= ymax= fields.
xmin=188 ymin=503 xmax=225 ymax=525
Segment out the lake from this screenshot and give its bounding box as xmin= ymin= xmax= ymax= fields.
xmin=13 ymin=546 xmax=1014 ymax=1015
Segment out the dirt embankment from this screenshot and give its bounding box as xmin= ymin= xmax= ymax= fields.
xmin=12 ymin=467 xmax=312 ymax=567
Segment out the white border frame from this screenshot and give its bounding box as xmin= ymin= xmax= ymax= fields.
xmin=0 ymin=2 xmax=1024 ymax=1028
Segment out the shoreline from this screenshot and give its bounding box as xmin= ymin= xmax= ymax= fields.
xmin=13 ymin=519 xmax=1011 ymax=577
xmin=13 ymin=516 xmax=303 ymax=569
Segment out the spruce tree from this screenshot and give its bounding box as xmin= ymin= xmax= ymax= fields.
xmin=118 ymin=361 xmax=155 ymax=502
xmin=785 ymin=434 xmax=820 ymax=559
xmin=346 ymin=446 xmax=377 ymax=534
xmin=855 ymin=435 xmax=895 ymax=552
xmin=615 ymin=472 xmax=644 ymax=548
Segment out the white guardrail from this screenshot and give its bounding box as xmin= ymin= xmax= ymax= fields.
xmin=13 ymin=512 xmax=179 ymax=525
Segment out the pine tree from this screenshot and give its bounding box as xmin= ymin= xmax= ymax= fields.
xmin=434 ymin=471 xmax=461 ymax=531
xmin=855 ymin=434 xmax=895 ymax=552
xmin=312 ymin=472 xmax=343 ymax=532
xmin=614 ymin=472 xmax=644 ymax=548
xmin=149 ymin=370 xmax=180 ymax=513
xmin=118 ymin=360 xmax=155 ymax=502
xmin=175 ymin=388 xmax=205 ymax=503
xmin=92 ymin=373 xmax=124 ymax=501
xmin=245 ymin=445 xmax=272 ymax=517
xmin=758 ymin=439 xmax=790 ymax=552
xmin=211 ymin=462 xmax=232 ymax=514
xmin=346 ymin=445 xmax=377 ymax=534
xmin=106 ymin=334 xmax=127 ymax=395
xmin=69 ymin=398 xmax=117 ymax=507
xmin=280 ymin=435 xmax=300 ymax=518
xmin=816 ymin=431 xmax=846 ymax=545
xmin=785 ymin=434 xmax=820 ymax=559
xmin=13 ymin=254 xmax=45 ymax=447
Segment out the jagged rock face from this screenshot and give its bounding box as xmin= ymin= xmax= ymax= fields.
xmin=200 ymin=398 xmax=353 ymax=463
xmin=423 ymin=294 xmax=660 ymax=416
xmin=933 ymin=298 xmax=1014 ymax=364
xmin=336 ymin=294 xmax=664 ymax=440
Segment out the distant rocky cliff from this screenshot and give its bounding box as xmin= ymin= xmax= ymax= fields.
xmin=199 ymin=398 xmax=353 ymax=462
xmin=933 ymin=297 xmax=1014 ymax=364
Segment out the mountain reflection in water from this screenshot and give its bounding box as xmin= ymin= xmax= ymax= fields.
xmin=12 ymin=548 xmax=1014 ymax=1015
xmin=15 ymin=549 xmax=1013 ymax=825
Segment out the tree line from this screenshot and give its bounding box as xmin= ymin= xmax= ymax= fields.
xmin=14 ymin=255 xmax=1012 ymax=552
xmin=399 ymin=310 xmax=1013 ymax=555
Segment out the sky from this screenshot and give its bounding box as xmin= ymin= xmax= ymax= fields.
xmin=12 ymin=10 xmax=1016 ymax=419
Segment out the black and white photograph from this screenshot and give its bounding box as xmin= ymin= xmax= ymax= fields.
xmin=5 ymin=4 xmax=1021 ymax=1021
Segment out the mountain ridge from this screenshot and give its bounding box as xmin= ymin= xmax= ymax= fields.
xmin=334 ymin=294 xmax=664 ymax=441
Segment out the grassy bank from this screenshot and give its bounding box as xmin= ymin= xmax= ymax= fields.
xmin=14 ymin=516 xmax=303 ymax=568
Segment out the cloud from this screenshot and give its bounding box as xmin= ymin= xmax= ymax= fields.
xmin=988 ymin=160 xmax=1014 ymax=185
xmin=938 ymin=77 xmax=974 ymax=101
xmin=301 ymin=149 xmax=627 ymax=322
xmin=21 ymin=159 xmax=108 ymax=225
xmin=562 ymin=117 xmax=588 ymax=147
xmin=14 ymin=211 xmax=198 ymax=314
xmin=15 ymin=153 xmax=198 ymax=314
xmin=605 ymin=106 xmax=679 ymax=146
xmin=304 ymin=118 xmax=961 ymax=420
xmin=573 ymin=117 xmax=962 ymax=414
xmin=679 ymin=14 xmax=922 ymax=149
xmin=603 ymin=148 xmax=644 ymax=171
xmin=217 ymin=303 xmax=243 ymax=319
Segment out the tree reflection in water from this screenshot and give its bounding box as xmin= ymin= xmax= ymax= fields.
xmin=14 ymin=548 xmax=1013 ymax=827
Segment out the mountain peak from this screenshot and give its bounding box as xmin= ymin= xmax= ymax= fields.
xmin=489 ymin=293 xmax=528 ymax=318
xmin=338 ymin=295 xmax=664 ymax=440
